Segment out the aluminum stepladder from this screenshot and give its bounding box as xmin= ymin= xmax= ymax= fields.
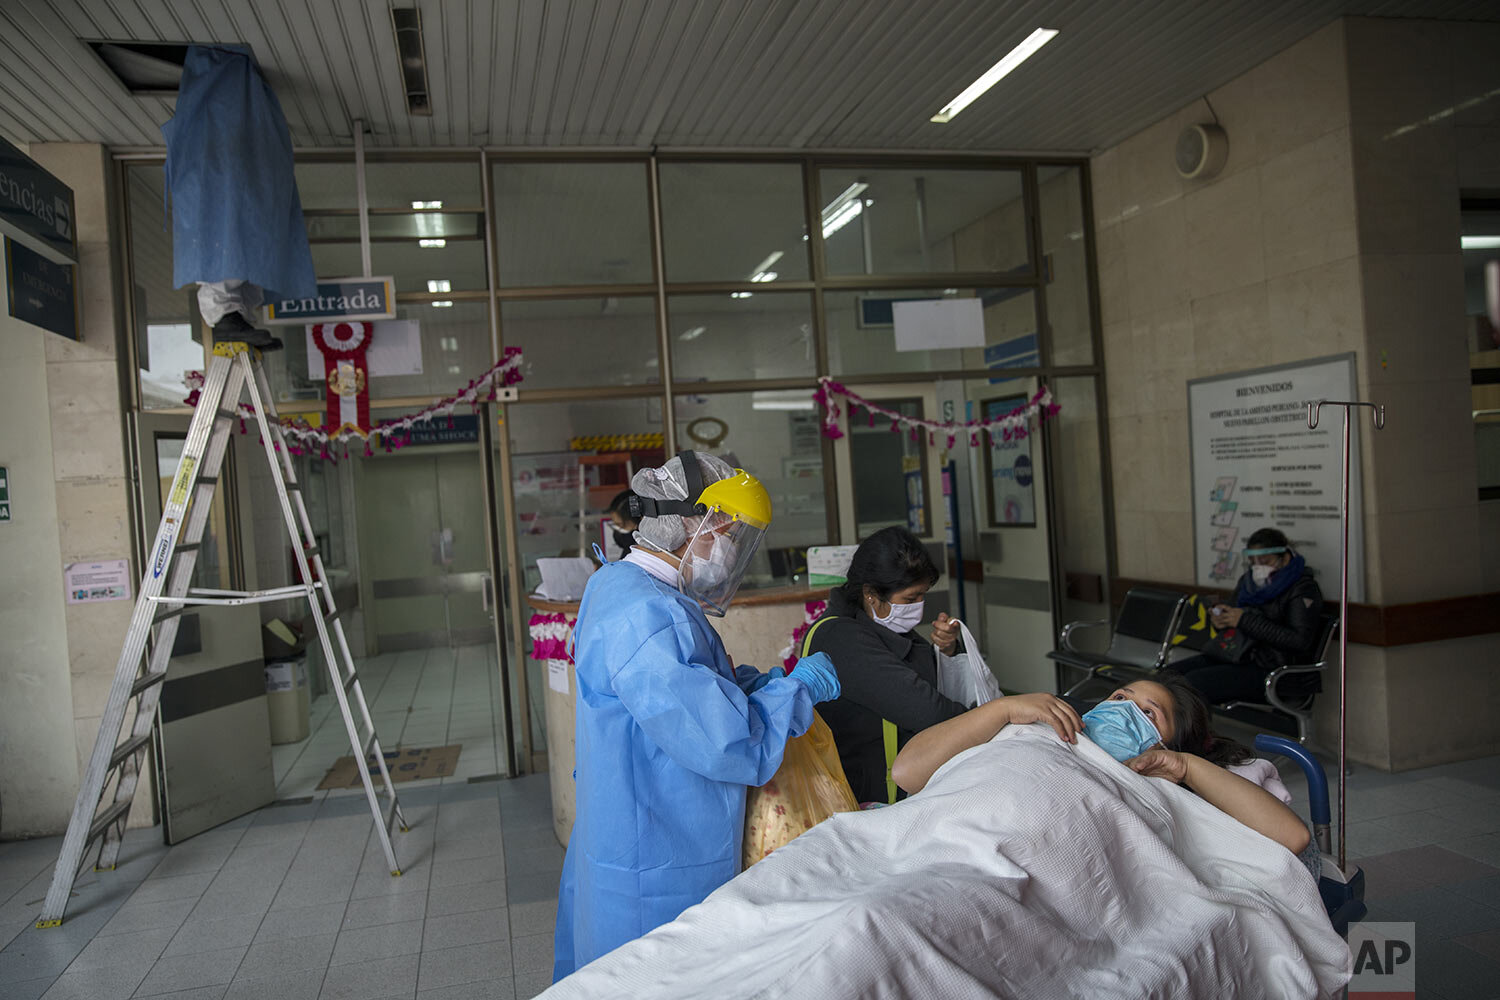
xmin=37 ymin=341 xmax=407 ymax=928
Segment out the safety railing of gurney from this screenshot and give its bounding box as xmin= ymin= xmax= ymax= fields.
xmin=1255 ymin=734 xmax=1367 ymax=937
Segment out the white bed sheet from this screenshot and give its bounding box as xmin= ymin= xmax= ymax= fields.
xmin=542 ymin=723 xmax=1353 ymax=999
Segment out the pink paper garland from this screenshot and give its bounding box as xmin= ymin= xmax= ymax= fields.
xmin=813 ymin=376 xmax=1059 ymax=446
xmin=185 ymin=347 xmax=526 ymax=462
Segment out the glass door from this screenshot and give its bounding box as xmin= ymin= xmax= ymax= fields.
xmin=829 ymin=382 xmax=954 ymax=621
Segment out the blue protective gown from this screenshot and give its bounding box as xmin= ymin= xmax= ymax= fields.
xmin=162 ymin=44 xmax=316 ymax=299
xmin=552 ymin=560 xmax=817 ymax=981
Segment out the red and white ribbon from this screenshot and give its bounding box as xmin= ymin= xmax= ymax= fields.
xmin=312 ymin=322 xmax=374 ymax=434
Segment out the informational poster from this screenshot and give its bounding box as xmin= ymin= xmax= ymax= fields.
xmin=984 ymin=395 xmax=1036 ymax=527
xmin=1188 ymin=354 xmax=1362 ymax=600
xmin=65 ymin=559 xmax=132 ymax=603
xmin=903 ymin=455 xmax=926 ymax=535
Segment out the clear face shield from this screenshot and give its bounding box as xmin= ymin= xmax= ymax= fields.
xmin=677 ymin=506 xmax=766 ymax=617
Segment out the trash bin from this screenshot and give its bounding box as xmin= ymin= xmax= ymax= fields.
xmin=265 ymin=657 xmax=311 ymax=744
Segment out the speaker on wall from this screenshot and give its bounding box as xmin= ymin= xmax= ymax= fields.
xmin=1175 ymin=123 xmax=1229 ymax=180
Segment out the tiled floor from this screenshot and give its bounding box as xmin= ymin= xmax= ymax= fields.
xmin=273 ymin=646 xmax=511 ymax=798
xmin=3 ymin=649 xmax=1499 ymax=998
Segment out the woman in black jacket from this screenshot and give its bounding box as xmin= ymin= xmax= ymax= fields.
xmin=804 ymin=527 xmax=969 ymax=805
xmin=1171 ymin=527 xmax=1325 ymax=704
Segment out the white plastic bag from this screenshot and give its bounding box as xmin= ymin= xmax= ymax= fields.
xmin=935 ymin=619 xmax=1002 ymax=706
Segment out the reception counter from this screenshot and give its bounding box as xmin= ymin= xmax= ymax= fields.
xmin=526 ymin=584 xmax=826 ymax=847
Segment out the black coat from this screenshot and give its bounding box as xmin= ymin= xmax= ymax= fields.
xmin=804 ymin=588 xmax=968 ymax=804
xmin=1236 ymin=570 xmax=1325 ymax=671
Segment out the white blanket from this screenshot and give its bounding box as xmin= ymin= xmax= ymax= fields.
xmin=542 ymin=724 xmax=1352 ymax=1000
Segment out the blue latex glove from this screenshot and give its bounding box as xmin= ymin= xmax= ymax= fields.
xmin=735 ymin=664 xmax=782 ymax=694
xmin=791 ymin=651 xmax=841 ymax=703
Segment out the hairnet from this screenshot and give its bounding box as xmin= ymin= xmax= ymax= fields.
xmin=631 ymin=451 xmax=734 ymax=553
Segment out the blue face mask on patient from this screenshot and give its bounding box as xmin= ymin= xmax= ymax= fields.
xmin=1081 ymin=699 xmax=1163 ymax=762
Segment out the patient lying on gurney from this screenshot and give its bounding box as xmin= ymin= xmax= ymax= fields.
xmin=537 ymin=672 xmax=1351 ymax=998
xmin=894 ymin=673 xmax=1313 ymax=859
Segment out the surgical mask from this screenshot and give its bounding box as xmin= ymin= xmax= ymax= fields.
xmin=871 ymin=599 xmax=925 ymax=634
xmin=1081 ymin=699 xmax=1163 ymax=763
xmin=1250 ymin=563 xmax=1275 ymax=586
xmin=613 ymin=529 xmax=635 ymax=551
xmin=684 ymin=534 xmax=738 ymax=593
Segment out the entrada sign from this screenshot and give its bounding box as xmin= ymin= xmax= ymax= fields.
xmin=263 ymin=276 xmax=396 ymax=325
xmin=0 ymin=136 xmax=77 ymax=265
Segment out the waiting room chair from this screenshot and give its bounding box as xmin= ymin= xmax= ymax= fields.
xmin=1048 ymin=587 xmax=1188 ymax=698
xmin=1217 ymin=613 xmax=1339 ymax=745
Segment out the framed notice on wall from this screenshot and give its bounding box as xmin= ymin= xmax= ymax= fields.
xmin=983 ymin=394 xmax=1036 ymax=527
xmin=1187 ymin=353 xmax=1363 ymax=600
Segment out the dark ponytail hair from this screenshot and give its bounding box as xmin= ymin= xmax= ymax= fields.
xmin=837 ymin=527 xmax=939 ymax=610
xmin=1155 ymin=673 xmax=1252 ymax=767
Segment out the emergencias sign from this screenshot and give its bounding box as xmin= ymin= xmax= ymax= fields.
xmin=0 ymin=136 xmax=77 ymax=265
xmin=263 ymin=276 xmax=396 ymax=325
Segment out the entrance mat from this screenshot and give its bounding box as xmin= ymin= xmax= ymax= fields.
xmin=318 ymin=744 xmax=462 ymax=790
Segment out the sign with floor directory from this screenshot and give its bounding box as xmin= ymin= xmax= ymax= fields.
xmin=1187 ymin=353 xmax=1363 ymax=600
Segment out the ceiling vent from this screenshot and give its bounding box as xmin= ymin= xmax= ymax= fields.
xmin=89 ymin=42 xmax=188 ymax=94
xmin=390 ymin=8 xmax=432 ymax=116
xmin=1175 ymin=123 xmax=1229 ymax=180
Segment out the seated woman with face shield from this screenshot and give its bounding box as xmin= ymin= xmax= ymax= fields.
xmin=1168 ymin=527 xmax=1326 ymax=705
xmin=891 ymin=674 xmax=1313 ymax=860
xmin=553 ymin=451 xmax=842 ymax=982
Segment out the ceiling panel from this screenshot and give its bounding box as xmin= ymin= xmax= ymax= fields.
xmin=1 ymin=0 xmax=1497 ymax=153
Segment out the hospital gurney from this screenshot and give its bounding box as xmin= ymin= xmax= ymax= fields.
xmin=1255 ymin=733 xmax=1367 ymax=937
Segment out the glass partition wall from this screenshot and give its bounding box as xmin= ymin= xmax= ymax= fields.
xmin=121 ymin=151 xmax=1113 ymax=775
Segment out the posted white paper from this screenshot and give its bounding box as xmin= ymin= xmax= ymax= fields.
xmin=893 ymin=298 xmax=985 ymax=352
xmin=535 ymin=557 xmax=596 ymax=601
xmin=548 ymin=660 xmax=570 ymax=695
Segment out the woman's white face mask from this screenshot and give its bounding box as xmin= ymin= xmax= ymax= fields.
xmin=871 ymin=598 xmax=925 ymax=634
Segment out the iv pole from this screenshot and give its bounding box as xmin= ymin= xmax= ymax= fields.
xmin=1306 ymin=398 xmax=1384 ymax=872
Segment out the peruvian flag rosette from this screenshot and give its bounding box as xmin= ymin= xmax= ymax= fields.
xmin=312 ymin=322 xmax=374 ymax=434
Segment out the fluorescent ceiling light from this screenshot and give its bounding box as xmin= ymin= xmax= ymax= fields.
xmin=930 ymin=28 xmax=1059 ymax=123
xmin=419 ymin=238 xmax=446 ymax=248
xmin=412 ymin=199 xmax=443 ymax=210
xmin=1462 ymin=235 xmax=1500 ymax=250
xmin=752 ymin=390 xmax=815 ymax=411
xmin=821 ymin=182 xmax=868 ymax=238
xmin=730 ymin=291 xmax=754 ymax=299
xmin=749 ymin=251 xmax=783 ymax=276
xmin=427 ymin=279 xmax=451 ymax=293
xmin=750 ymin=271 xmax=778 ymax=283
xmin=431 ymin=300 xmax=454 ymax=308
xmin=679 ymin=326 xmax=707 ymax=341
xmin=439 ymin=336 xmax=458 ymax=351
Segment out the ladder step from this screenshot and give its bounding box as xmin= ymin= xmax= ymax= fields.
xmin=324 ymin=607 xmax=346 ymax=625
xmin=302 ymin=545 xmax=320 ymax=558
xmin=365 ymin=733 xmax=380 ymax=760
xmin=109 ymin=732 xmax=152 ymax=769
xmin=215 ymin=407 xmax=238 ymax=421
xmin=87 ymin=801 xmax=131 ymax=843
xmin=343 ymin=672 xmax=358 ymax=694
xmin=130 ymin=671 xmax=167 ymax=697
xmin=195 ymin=475 xmax=218 ymax=486
xmin=284 ymin=482 xmax=302 ymax=491
xmin=173 ymin=542 xmax=201 ymax=555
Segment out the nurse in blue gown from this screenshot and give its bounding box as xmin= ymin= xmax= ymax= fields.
xmin=551 ymin=451 xmax=841 ymax=981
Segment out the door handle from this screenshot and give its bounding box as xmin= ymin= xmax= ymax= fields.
xmin=482 ymin=573 xmax=493 ymax=615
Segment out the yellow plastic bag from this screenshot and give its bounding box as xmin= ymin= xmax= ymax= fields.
xmin=743 ymin=711 xmax=859 ymax=868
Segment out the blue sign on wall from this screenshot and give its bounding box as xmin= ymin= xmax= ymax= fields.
xmin=0 ymin=137 xmax=77 ymax=265
xmin=405 ymin=414 xmax=480 ymax=446
xmin=263 ymin=276 xmax=396 ymax=324
xmin=5 ymin=236 xmax=79 ymax=341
